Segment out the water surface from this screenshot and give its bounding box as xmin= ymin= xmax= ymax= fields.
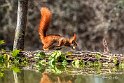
xmin=0 ymin=70 xmax=124 ymax=83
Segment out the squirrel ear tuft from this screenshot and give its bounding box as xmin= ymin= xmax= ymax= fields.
xmin=73 ymin=33 xmax=76 ymax=40
xmin=70 ymin=33 xmax=77 ymax=43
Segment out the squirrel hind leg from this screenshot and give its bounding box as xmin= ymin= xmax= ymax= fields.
xmin=43 ymin=44 xmax=62 ymax=50
xmin=44 ymin=49 xmax=49 ymax=51
xmin=43 ymin=43 xmax=55 ymax=50
xmin=43 ymin=45 xmax=50 ymax=51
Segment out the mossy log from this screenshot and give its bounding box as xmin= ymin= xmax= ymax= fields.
xmin=1 ymin=50 xmax=124 ymax=65
xmin=1 ymin=50 xmax=124 ymax=75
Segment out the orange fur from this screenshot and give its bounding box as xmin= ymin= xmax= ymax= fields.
xmin=38 ymin=7 xmax=77 ymax=50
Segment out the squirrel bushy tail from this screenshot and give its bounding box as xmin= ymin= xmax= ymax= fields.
xmin=38 ymin=7 xmax=77 ymax=50
xmin=38 ymin=7 xmax=52 ymax=39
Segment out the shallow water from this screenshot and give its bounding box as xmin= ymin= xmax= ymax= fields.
xmin=0 ymin=70 xmax=124 ymax=83
xmin=1 ymin=50 xmax=124 ymax=83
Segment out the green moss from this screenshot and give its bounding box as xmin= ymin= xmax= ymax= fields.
xmin=0 ymin=40 xmax=5 ymax=45
xmin=72 ymin=59 xmax=84 ymax=68
xmin=95 ymin=53 xmax=102 ymax=60
xmin=11 ymin=49 xmax=20 ymax=57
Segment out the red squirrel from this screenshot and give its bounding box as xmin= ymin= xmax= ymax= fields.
xmin=38 ymin=7 xmax=77 ymax=50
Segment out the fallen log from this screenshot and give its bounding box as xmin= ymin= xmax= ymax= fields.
xmin=1 ymin=50 xmax=124 ymax=65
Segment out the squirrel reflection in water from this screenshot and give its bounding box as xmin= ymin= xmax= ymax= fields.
xmin=40 ymin=72 xmax=72 ymax=83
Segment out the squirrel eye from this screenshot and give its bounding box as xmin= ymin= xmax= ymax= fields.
xmin=72 ymin=41 xmax=74 ymax=44
xmin=72 ymin=41 xmax=77 ymax=46
xmin=72 ymin=41 xmax=75 ymax=44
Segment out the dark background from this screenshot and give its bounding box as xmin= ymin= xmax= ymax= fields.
xmin=0 ymin=0 xmax=124 ymax=53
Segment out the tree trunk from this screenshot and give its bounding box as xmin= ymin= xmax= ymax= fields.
xmin=13 ymin=0 xmax=28 ymax=50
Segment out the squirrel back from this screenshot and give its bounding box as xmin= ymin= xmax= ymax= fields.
xmin=38 ymin=7 xmax=52 ymax=39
